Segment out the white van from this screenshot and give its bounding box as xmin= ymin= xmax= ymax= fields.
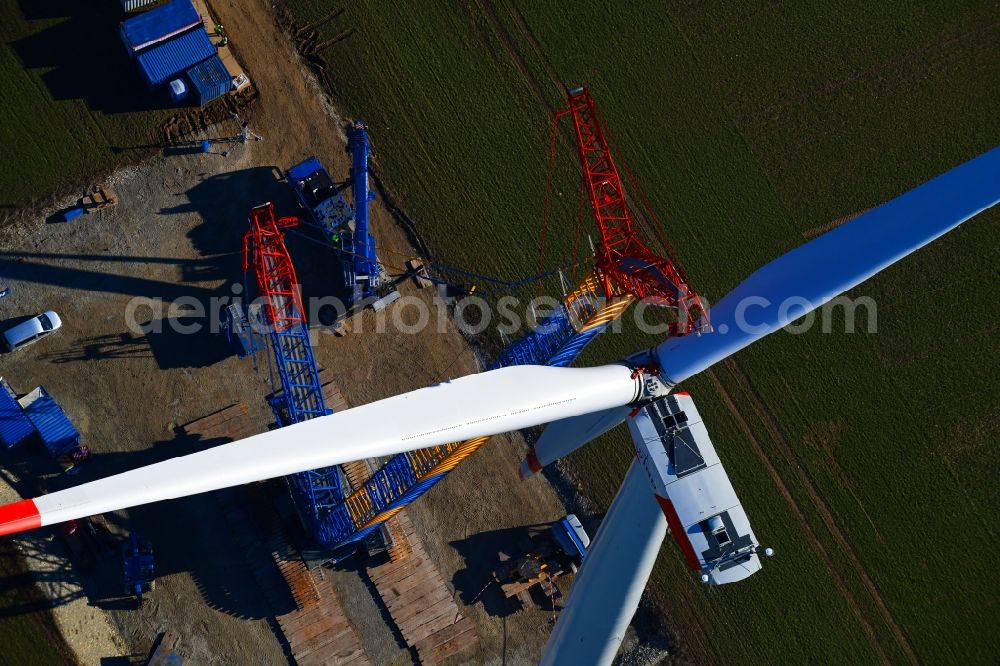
xmin=1 ymin=311 xmax=62 ymax=352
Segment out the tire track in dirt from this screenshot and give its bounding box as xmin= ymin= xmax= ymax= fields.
xmin=507 ymin=3 xmax=564 ymax=93
xmin=478 ymin=0 xmax=560 ymax=114
xmin=704 ymin=368 xmax=893 ymax=663
xmin=742 ymin=17 xmax=1000 ymax=135
xmin=720 ymin=359 xmax=919 ymax=664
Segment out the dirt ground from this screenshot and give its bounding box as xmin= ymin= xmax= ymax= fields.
xmin=0 ymin=1 xmax=638 ymax=664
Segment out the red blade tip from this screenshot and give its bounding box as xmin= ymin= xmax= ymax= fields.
xmin=0 ymin=499 xmax=41 ymax=536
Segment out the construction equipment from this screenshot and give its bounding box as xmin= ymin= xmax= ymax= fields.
xmin=347 ymin=120 xmax=381 ymax=303
xmin=0 ymin=116 xmax=997 ymax=665
xmin=242 ymin=203 xmax=352 ymax=547
xmin=288 ymin=157 xmax=353 ymax=234
xmin=242 ymin=202 xmax=389 ymax=559
xmin=222 ymin=302 xmax=264 ymax=358
xmin=286 ymin=121 xmax=391 ymax=308
xmin=231 ymin=112 xmax=263 ymax=144
xmin=494 ymin=515 xmax=589 ymax=609
xmin=316 ymin=89 xmax=698 ymax=548
xmin=123 ymin=532 xmax=155 ymax=601
xmin=287 ymin=156 xmax=357 ymax=291
xmin=556 ymin=87 xmax=705 ymax=332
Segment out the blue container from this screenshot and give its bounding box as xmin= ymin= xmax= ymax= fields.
xmin=20 ymin=387 xmax=80 ymax=457
xmin=120 ymin=0 xmax=201 ymax=57
xmin=186 ymin=55 xmax=231 ymax=106
xmin=137 ymin=29 xmax=215 ymax=88
xmin=0 ymin=381 xmax=34 ymax=449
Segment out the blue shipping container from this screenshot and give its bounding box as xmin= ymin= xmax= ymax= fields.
xmin=0 ymin=380 xmax=34 ymax=449
xmin=186 ymin=55 xmax=230 ymax=106
xmin=19 ymin=387 xmax=79 ymax=457
xmin=120 ymin=0 xmax=201 ymax=57
xmin=137 ymin=29 xmax=215 ymax=88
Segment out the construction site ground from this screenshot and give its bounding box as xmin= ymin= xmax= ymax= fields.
xmin=0 ymin=1 xmax=632 ymax=664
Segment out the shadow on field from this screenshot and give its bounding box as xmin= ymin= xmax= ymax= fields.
xmin=164 ymin=165 xmax=352 ymax=307
xmin=0 ymin=167 xmax=340 ymax=368
xmin=11 ymin=0 xmax=170 ymax=114
xmin=0 ymin=248 xmax=230 ymax=369
xmin=449 ymin=524 xmax=548 ymax=617
xmin=161 ymin=167 xmax=296 ymax=256
xmin=0 ymin=251 xmax=221 ymax=300
xmin=41 ymin=326 xmax=231 ymax=370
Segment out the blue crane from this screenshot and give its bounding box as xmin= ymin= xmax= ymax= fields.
xmin=242 ymin=202 xmax=354 ymax=546
xmin=348 ymin=120 xmax=379 ymax=303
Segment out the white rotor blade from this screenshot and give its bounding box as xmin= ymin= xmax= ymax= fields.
xmin=541 ymin=460 xmax=666 ymax=666
xmin=0 ymin=364 xmax=640 ymax=535
xmin=519 ymin=405 xmax=632 ymax=478
xmin=657 ymin=145 xmax=1000 ymax=384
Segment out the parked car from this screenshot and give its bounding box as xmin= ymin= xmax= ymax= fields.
xmin=1 ymin=311 xmax=62 ymax=352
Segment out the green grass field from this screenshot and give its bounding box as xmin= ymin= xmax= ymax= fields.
xmin=0 ymin=1 xmax=173 ymax=209
xmin=287 ymin=0 xmax=999 ymax=662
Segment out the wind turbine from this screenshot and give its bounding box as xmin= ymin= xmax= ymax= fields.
xmin=1 ymin=144 xmax=997 ymax=665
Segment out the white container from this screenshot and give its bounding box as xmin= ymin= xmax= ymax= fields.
xmin=120 ymin=0 xmax=158 ymax=12
xmin=169 ymin=78 xmax=188 ymax=102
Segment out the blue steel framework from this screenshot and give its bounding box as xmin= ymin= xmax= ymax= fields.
xmin=285 ymin=121 xmax=379 ymax=308
xmin=242 ymin=202 xmax=354 ymax=545
xmin=347 ymin=120 xmax=379 ymax=302
xmin=322 ymin=275 xmax=635 ymax=546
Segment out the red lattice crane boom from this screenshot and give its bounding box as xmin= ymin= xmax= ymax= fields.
xmin=558 ymin=87 xmax=705 ymax=335
xmin=242 ymin=203 xmax=306 ymax=333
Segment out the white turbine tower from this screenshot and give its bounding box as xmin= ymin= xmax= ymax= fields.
xmin=0 ymin=145 xmax=997 ymax=665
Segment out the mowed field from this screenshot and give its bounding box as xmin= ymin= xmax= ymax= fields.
xmin=0 ymin=1 xmax=173 ymax=208
xmin=287 ymin=0 xmax=999 ymax=663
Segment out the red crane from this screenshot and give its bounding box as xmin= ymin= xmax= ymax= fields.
xmin=557 ymin=87 xmax=706 ymax=335
xmin=242 ymin=202 xmax=306 ymax=334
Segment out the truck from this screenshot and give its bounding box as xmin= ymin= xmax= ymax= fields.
xmin=123 ymin=532 xmax=156 ymax=604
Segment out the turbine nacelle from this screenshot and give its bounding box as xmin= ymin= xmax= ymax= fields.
xmin=524 ymin=387 xmax=766 ymax=586
xmin=629 ymin=392 xmax=763 ymax=585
